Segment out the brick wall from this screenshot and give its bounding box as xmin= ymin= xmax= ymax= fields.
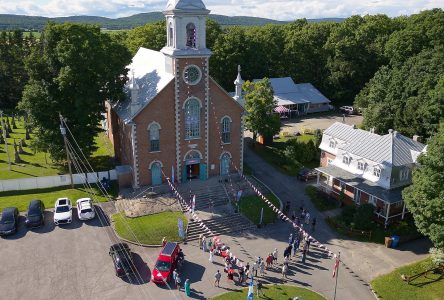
xmin=320 ymin=151 xmax=336 ymax=167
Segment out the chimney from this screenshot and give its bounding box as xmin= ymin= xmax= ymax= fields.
xmin=413 ymin=135 xmax=421 ymax=142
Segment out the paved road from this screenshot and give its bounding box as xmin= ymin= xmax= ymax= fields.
xmin=243 ymin=146 xmax=431 ymax=292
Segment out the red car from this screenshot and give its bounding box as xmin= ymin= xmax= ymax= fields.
xmin=151 ymin=242 xmax=181 ymax=284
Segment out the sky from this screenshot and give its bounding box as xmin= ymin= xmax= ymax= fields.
xmin=0 ymin=0 xmax=442 ymax=20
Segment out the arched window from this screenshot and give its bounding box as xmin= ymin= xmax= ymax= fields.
xmin=186 ymin=23 xmax=197 ymax=48
xmin=168 ymin=23 xmax=174 ymax=47
xmin=148 ymin=122 xmax=160 ymax=152
xmin=184 ymin=98 xmax=200 ymax=139
xmin=221 ymin=117 xmax=231 ymax=144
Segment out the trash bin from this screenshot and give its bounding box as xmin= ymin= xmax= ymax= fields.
xmin=384 ymin=237 xmax=393 ymax=248
xmin=391 ymin=235 xmax=400 ymax=248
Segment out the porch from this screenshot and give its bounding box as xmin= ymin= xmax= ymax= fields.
xmin=315 ymin=165 xmax=407 ymax=225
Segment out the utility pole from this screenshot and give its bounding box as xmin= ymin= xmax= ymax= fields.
xmin=0 ymin=110 xmax=11 ymax=170
xmin=59 ymin=114 xmax=74 ymax=188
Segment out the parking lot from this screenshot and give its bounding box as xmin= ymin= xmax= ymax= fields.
xmin=0 ymin=204 xmax=230 ymax=300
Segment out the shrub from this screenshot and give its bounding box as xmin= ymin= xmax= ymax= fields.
xmin=341 ymin=205 xmax=356 ymax=225
xmin=353 ymin=204 xmax=375 ymax=230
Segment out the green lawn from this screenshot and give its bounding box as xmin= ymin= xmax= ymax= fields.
xmin=112 ymin=211 xmax=188 ymax=245
xmin=239 ymin=193 xmax=281 ymax=225
xmin=305 ymin=186 xmax=338 ymax=211
xmin=0 ymin=184 xmax=114 ymax=212
xmin=212 ymin=284 xmax=326 ymax=300
xmin=371 ymin=258 xmax=444 ymax=300
xmin=0 ymin=117 xmax=114 ymax=179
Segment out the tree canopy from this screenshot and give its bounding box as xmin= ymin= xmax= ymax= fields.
xmin=243 ymin=78 xmax=281 ymax=144
xmin=403 ymin=122 xmax=444 ymax=249
xmin=19 ymin=23 xmax=131 ymax=161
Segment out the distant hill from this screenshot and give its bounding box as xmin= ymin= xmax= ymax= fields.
xmin=0 ymin=12 xmax=344 ymax=31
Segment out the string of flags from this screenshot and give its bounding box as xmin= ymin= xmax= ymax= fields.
xmin=161 ymin=170 xmax=245 ymax=268
xmin=232 ymin=164 xmax=338 ymax=260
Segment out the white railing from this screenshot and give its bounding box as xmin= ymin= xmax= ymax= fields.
xmin=0 ymin=170 xmax=117 ymax=192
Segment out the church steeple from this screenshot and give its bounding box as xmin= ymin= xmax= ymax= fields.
xmin=234 ymin=65 xmax=244 ymax=106
xmin=161 ymin=0 xmax=211 ymax=59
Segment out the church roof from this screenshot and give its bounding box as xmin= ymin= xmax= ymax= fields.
xmin=113 ymin=48 xmax=174 ymax=123
xmin=166 ymin=0 xmax=206 ymax=10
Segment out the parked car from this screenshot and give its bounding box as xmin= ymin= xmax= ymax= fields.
xmin=109 ymin=243 xmax=135 ymax=277
xmin=0 ymin=207 xmax=19 ymax=236
xmin=151 ymin=242 xmax=181 ymax=284
xmin=76 ymin=198 xmax=95 ymax=221
xmin=339 ymin=106 xmax=355 ymax=114
xmin=297 ymin=168 xmax=318 ymax=182
xmin=54 ymin=198 xmax=72 ymax=225
xmin=25 ymin=200 xmax=45 ymax=228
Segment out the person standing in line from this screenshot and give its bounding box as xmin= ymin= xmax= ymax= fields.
xmin=172 ymin=269 xmax=178 ymax=284
xmin=266 ymin=253 xmax=273 ymax=269
xmin=238 ymin=266 xmax=245 ymax=285
xmin=282 ymin=264 xmax=288 ymax=278
xmin=214 ymin=270 xmax=221 ymax=287
xmin=202 ymin=236 xmax=207 ymax=252
xmin=175 ymin=272 xmax=182 ymax=290
xmin=311 ymin=217 xmax=317 ymax=232
xmin=252 ymin=261 xmax=258 ymax=277
xmin=306 ymin=238 xmax=311 ymax=254
xmin=209 ymin=248 xmax=214 ymax=263
xmin=293 ymin=238 xmax=300 ymax=257
xmin=198 ymin=234 xmax=203 ymax=249
xmin=259 ymin=260 xmax=265 ymax=276
xmin=305 ymin=211 xmax=310 ymax=225
xmin=288 ymin=233 xmax=293 ymax=245
xmin=184 ymin=278 xmax=191 ymax=296
xmin=301 ymin=242 xmax=308 ymax=264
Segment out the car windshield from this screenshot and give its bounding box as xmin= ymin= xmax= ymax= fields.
xmin=28 ymin=207 xmax=41 ymax=217
xmin=56 ymin=206 xmax=70 ymax=213
xmin=155 ymin=260 xmax=171 ymax=272
xmin=81 ymin=208 xmax=93 ymax=213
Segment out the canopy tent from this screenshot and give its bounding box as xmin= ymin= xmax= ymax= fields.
xmin=274 ymin=105 xmax=291 ymax=113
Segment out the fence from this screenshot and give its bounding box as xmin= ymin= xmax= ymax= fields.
xmin=0 ymin=170 xmax=117 ymax=192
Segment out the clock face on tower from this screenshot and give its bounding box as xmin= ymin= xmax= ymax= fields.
xmin=183 ymin=65 xmax=202 ymax=85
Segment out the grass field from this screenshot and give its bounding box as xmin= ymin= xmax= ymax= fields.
xmin=212 ymin=284 xmax=326 ymax=300
xmin=239 ymin=193 xmax=280 ymax=225
xmin=0 ymin=184 xmax=114 ymax=212
xmin=371 ymin=258 xmax=444 ymax=300
xmin=0 ymin=117 xmax=114 ymax=179
xmin=112 ymin=211 xmax=188 ymax=245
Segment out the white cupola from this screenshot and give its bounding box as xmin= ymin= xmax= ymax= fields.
xmin=161 ymin=0 xmax=211 ymax=59
xmin=233 ymin=65 xmax=244 ymax=107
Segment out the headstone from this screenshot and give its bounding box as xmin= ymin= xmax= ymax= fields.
xmin=11 ymin=115 xmax=17 ymax=129
xmin=20 ymin=138 xmax=27 ymax=147
xmin=18 ymin=139 xmax=25 ymax=154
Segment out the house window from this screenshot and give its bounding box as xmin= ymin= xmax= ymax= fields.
xmin=329 ymin=140 xmax=336 ymax=148
xmin=373 ymin=167 xmax=381 ymax=178
xmin=400 ymin=168 xmax=409 ymax=181
xmin=358 ymin=161 xmax=365 ymax=171
xmin=184 ymin=98 xmax=200 ymax=139
xmin=342 ymin=156 xmax=350 ymax=164
xmin=327 ymin=158 xmax=333 ymax=165
xmin=186 ymin=23 xmax=197 ymax=48
xmin=369 ymin=195 xmax=376 ymax=205
xmin=221 ymin=117 xmax=231 ymax=144
xmin=148 ymin=123 xmax=160 ymax=152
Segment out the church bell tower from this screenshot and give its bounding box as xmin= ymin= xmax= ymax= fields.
xmin=161 ymin=0 xmax=212 ymax=182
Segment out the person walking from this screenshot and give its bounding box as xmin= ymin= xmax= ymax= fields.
xmin=184 ymin=278 xmax=191 ymax=296
xmin=305 ymin=212 xmax=310 ymax=225
xmin=214 ymin=270 xmax=221 ymax=287
xmin=209 ymin=248 xmax=214 ymax=263
xmin=311 ymin=217 xmax=317 ymax=232
xmin=272 ymin=248 xmax=278 ymax=264
xmin=257 ymin=280 xmax=264 ymax=297
xmin=259 ymin=260 xmax=265 ymax=276
xmin=175 ymin=272 xmax=182 ymax=290
xmin=282 ymin=264 xmax=288 ymax=278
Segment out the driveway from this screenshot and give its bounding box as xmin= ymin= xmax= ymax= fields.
xmin=281 ymin=113 xmax=363 ymax=134
xmin=244 ymin=145 xmax=431 ymax=284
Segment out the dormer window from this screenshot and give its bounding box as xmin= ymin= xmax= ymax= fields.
xmin=329 ymin=140 xmax=336 ymax=149
xmin=373 ymin=167 xmax=381 ymax=178
xmin=358 ymin=161 xmax=365 ymax=171
xmin=400 ymin=168 xmax=409 ymax=181
xmin=186 ymin=23 xmax=197 ymax=48
xmin=342 ymin=156 xmax=351 ymax=165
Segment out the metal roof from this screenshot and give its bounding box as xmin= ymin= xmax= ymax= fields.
xmin=166 ymin=0 xmax=206 ymax=10
xmin=112 ymin=48 xmax=174 ymax=124
xmin=324 ymin=122 xmax=426 ymax=166
xmin=316 ymin=165 xmax=404 ymax=204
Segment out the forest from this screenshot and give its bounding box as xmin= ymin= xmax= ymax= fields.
xmin=0 ymin=8 xmax=443 ymax=155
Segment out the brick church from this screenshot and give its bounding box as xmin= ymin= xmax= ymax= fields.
xmin=105 ymin=0 xmax=244 ymax=188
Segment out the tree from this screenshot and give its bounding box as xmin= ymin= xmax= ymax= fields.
xmin=19 ymin=23 xmax=131 ymax=161
xmin=125 ymin=21 xmax=166 ymax=54
xmin=403 ymin=122 xmax=444 ymax=249
xmin=243 ymin=78 xmax=280 ymax=145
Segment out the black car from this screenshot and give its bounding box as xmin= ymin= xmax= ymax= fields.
xmin=26 ymin=200 xmax=45 ymax=228
xmin=297 ymin=168 xmax=318 ymax=182
xmin=0 ymin=207 xmax=19 ymax=236
xmin=109 ymin=243 xmax=135 ymax=277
